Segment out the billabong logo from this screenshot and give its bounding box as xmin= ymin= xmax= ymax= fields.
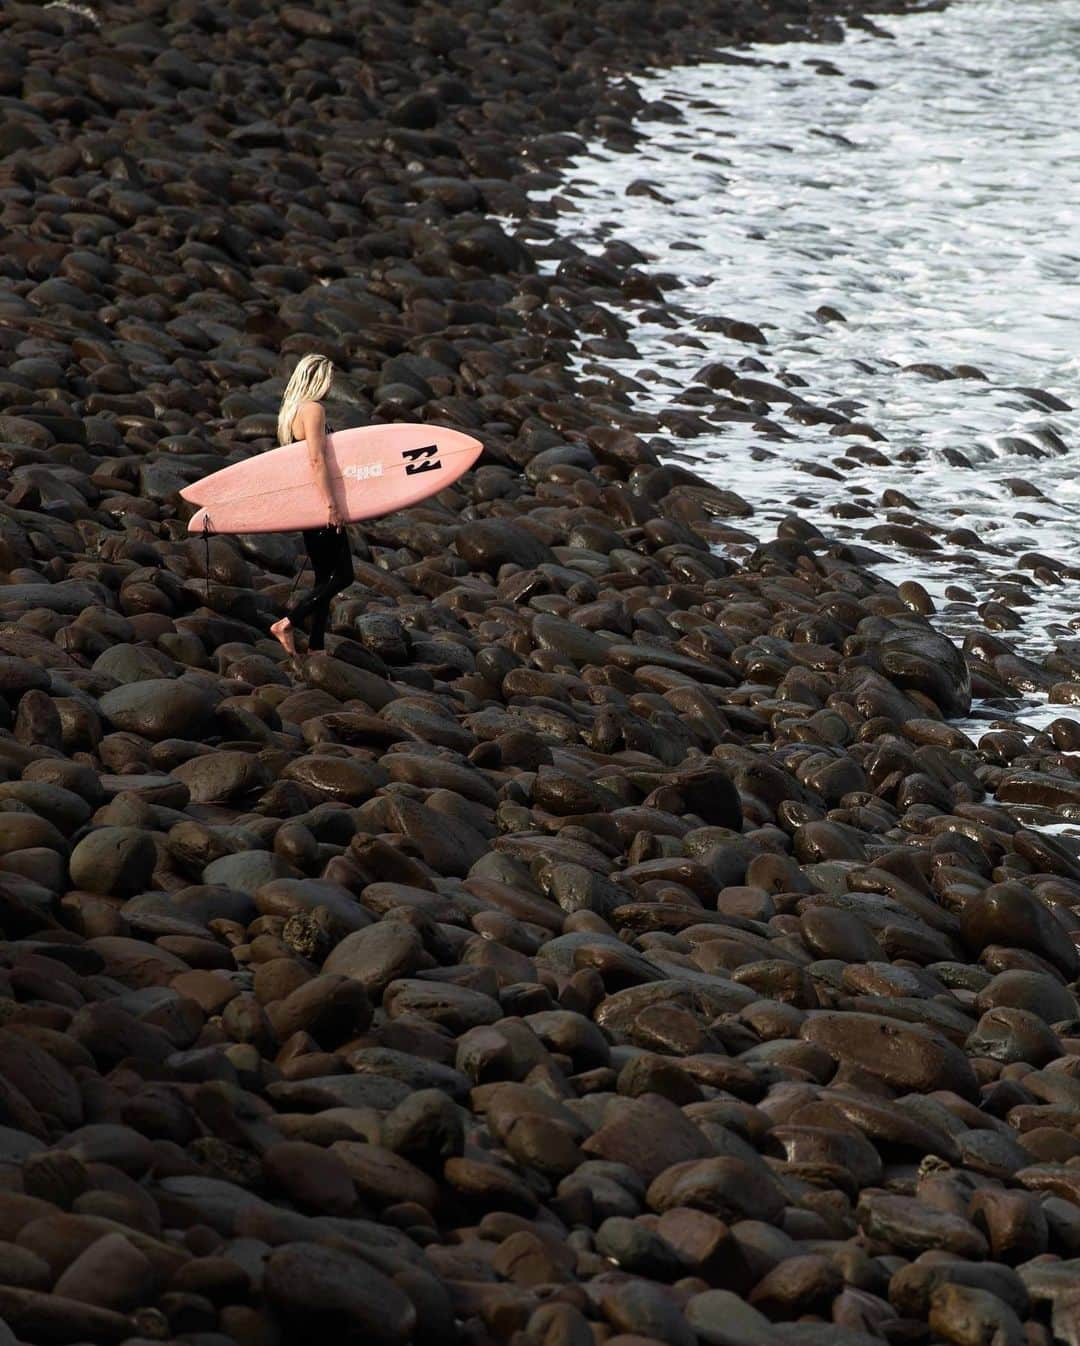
xmin=402 ymin=443 xmax=442 ymax=476
xmin=343 ymin=462 xmax=384 ymax=481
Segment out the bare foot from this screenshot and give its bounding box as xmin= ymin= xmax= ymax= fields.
xmin=270 ymin=617 xmax=296 ymax=657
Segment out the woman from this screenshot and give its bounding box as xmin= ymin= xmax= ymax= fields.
xmin=269 ymin=354 xmax=353 ymax=657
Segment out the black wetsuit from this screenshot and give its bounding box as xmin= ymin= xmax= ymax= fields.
xmin=285 ymin=423 xmax=352 ymax=651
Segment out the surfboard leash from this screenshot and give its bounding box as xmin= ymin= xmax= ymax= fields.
xmin=288 ymin=559 xmax=307 ymax=603
xmin=201 ymin=514 xmax=212 ymax=602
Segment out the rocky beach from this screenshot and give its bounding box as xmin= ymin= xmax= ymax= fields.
xmin=0 ymin=1 xmax=1079 ymax=1345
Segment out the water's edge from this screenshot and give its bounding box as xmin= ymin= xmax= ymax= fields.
xmin=524 ymin=0 xmax=1080 ymax=815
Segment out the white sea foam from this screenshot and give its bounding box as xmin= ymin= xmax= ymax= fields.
xmin=43 ymin=1 xmax=99 ymax=24
xmin=528 ymin=0 xmax=1080 ymax=688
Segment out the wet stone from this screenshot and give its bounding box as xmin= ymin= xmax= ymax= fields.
xmin=264 ymin=1242 xmax=416 ymax=1344
xmin=98 ymin=679 xmax=217 ymax=742
xmin=928 ymin=1282 xmax=1024 ymax=1346
xmin=456 ymin=520 xmax=555 ymax=572
xmin=52 ymin=1231 xmax=159 ymax=1311
xmin=647 ymin=1157 xmax=786 ymax=1225
xmin=383 ymin=978 xmax=502 ymax=1032
xmin=856 ymin=1192 xmax=988 ymax=1258
xmin=801 ymin=1011 xmax=980 ymax=1100
xmin=599 ymin=1280 xmax=696 ymax=1346
xmin=685 ymin=1290 xmax=780 ymax=1346
xmin=323 ymin=923 xmax=428 ymax=998
xmin=595 ymin=1217 xmax=687 ymax=1281
xmin=968 ymin=879 xmax=1074 ymax=969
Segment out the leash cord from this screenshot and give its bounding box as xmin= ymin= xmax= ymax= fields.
xmin=202 ymin=514 xmax=211 ymax=603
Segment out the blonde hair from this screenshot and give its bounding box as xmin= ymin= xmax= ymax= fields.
xmin=277 ymin=354 xmax=334 ymax=445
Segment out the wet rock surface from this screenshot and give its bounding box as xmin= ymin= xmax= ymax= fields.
xmin=1 ymin=1 xmax=1080 ymax=1345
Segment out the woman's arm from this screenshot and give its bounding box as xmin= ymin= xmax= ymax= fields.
xmin=299 ymin=401 xmax=343 ymax=529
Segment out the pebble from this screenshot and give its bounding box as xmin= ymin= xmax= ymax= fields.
xmin=801 ymin=1011 xmax=980 ymax=1099
xmin=264 ymin=1243 xmax=416 ymax=1343
xmin=68 ymin=826 xmax=157 ymax=897
xmin=647 ymin=1157 xmax=786 ymax=1224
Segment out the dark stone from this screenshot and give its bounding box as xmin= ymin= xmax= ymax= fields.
xmin=264 ymin=1243 xmax=415 ymax=1343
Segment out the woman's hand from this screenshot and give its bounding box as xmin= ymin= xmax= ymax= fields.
xmin=327 ymin=499 xmax=344 ymax=530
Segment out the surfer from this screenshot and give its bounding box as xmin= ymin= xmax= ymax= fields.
xmin=269 ymin=354 xmax=352 ymax=657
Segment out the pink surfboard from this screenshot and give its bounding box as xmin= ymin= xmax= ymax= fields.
xmin=181 ymin=424 xmax=483 ymax=535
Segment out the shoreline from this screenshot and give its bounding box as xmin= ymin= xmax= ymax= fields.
xmin=4 ymin=3 xmax=1080 ymax=1346
xmin=526 ymin=3 xmax=1080 ymax=729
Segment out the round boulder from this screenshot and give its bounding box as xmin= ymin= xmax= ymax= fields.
xmin=98 ymin=679 xmax=216 ymax=742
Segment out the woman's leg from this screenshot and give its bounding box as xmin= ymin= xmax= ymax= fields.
xmin=269 ymin=533 xmax=320 ymax=659
xmin=273 ymin=529 xmax=334 ymax=654
xmin=306 ymin=527 xmax=353 ymax=651
xmin=287 ymin=530 xmax=334 ymax=624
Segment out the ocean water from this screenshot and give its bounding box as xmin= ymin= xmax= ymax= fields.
xmin=531 ymin=0 xmax=1080 ymax=666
